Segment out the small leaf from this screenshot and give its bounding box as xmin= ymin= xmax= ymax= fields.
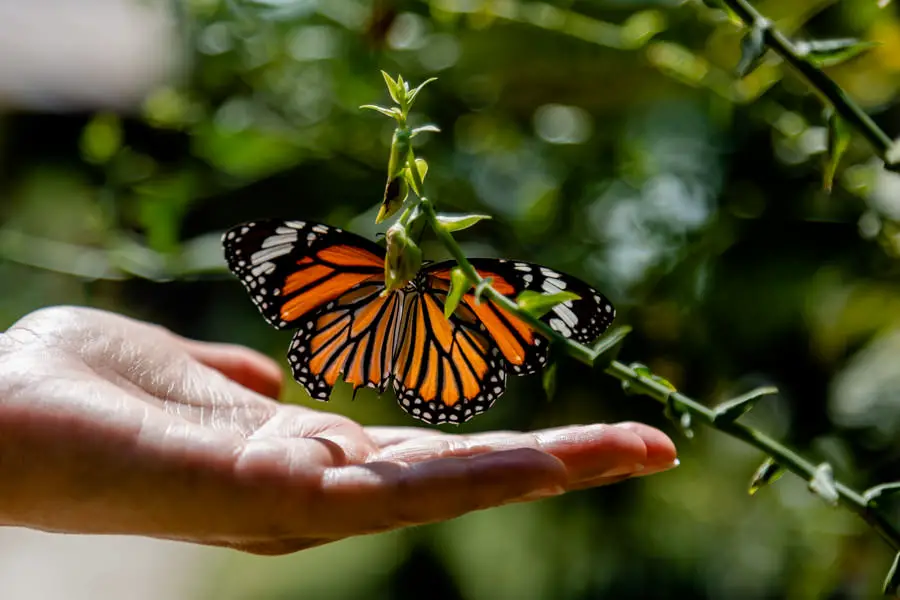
xmin=473 ymin=277 xmax=494 ymax=305
xmin=864 ymin=482 xmax=900 ymax=505
xmin=713 ymin=386 xmax=779 ymax=425
xmin=662 ymin=393 xmax=693 ymax=439
xmin=406 ymin=77 xmax=438 ymax=108
xmin=516 ymin=290 xmax=581 ymax=319
xmin=542 ymin=361 xmax=558 ymax=402
xmin=824 ymin=109 xmax=851 ymax=193
xmin=883 ymin=553 xmax=900 ymax=597
xmin=360 ymin=104 xmax=403 ymax=120
xmin=808 ymin=462 xmax=840 ymax=506
xmin=443 ymin=267 xmax=472 ymax=319
xmin=589 ymin=326 xmax=631 ymax=367
xmin=376 ymin=176 xmax=408 ymax=224
xmin=748 ymin=457 xmax=786 ymax=495
xmin=737 ymin=21 xmax=768 ymax=77
xmin=436 ymin=213 xmax=492 ymax=233
xmin=797 ymin=39 xmax=880 ymax=68
xmin=381 ymin=71 xmax=403 ymax=105
xmin=411 ymin=124 xmax=441 ymax=137
xmin=405 ymin=158 xmax=428 ymax=194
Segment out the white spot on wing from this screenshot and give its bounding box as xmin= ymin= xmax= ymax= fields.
xmin=251 ymin=245 xmax=292 ymax=264
xmin=553 ymin=303 xmax=578 ymax=328
xmin=549 ymin=317 xmax=572 ymax=337
xmin=251 ymin=262 xmax=276 ymax=277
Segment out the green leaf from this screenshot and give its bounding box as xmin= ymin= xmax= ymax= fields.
xmin=589 ymin=326 xmax=631 ymax=367
xmin=864 ymin=482 xmax=900 ymax=505
xmin=737 ymin=21 xmax=768 ymax=77
xmin=542 ymin=361 xmax=558 ymax=402
xmin=360 ymin=104 xmax=402 ymax=120
xmin=443 ymin=267 xmax=472 ymax=319
xmin=411 ymin=124 xmax=441 ymax=137
xmin=713 ymin=386 xmax=779 ymax=425
xmin=436 ymin=213 xmax=492 ymax=233
xmin=516 ymin=290 xmax=581 ymax=319
xmin=748 ymin=457 xmax=786 ymax=495
xmin=381 ymin=71 xmax=403 ymax=106
xmin=405 ymin=158 xmax=428 ymax=195
xmin=406 ymin=77 xmax=438 ymax=108
xmin=883 ymin=553 xmax=900 ymax=597
xmin=808 ymin=463 xmax=839 ymax=506
xmin=797 ymin=39 xmax=880 ymax=68
xmin=376 ymin=176 xmax=408 ymax=224
xmin=824 ymin=109 xmax=851 ymax=193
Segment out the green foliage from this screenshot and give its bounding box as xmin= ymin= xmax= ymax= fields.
xmin=514 ymin=290 xmax=581 ymax=319
xmin=824 ymin=109 xmax=852 ymax=193
xmin=737 ymin=21 xmax=768 ymax=77
xmin=749 ymin=458 xmax=787 ymax=496
xmin=713 ymin=386 xmax=779 ymax=425
xmin=443 ymin=266 xmax=471 ymax=319
xmin=797 ymin=38 xmax=880 ymax=68
xmin=435 ymin=213 xmax=492 ymax=233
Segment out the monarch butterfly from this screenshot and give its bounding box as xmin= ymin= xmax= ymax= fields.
xmin=222 ymin=219 xmax=615 ymax=424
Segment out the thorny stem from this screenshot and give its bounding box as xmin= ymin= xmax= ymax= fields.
xmin=404 ymin=148 xmax=900 ymax=554
xmin=721 ymin=0 xmax=896 ymax=164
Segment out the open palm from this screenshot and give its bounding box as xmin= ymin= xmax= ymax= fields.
xmin=0 ymin=306 xmax=676 ymax=555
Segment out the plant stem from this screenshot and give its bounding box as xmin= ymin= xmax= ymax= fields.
xmin=721 ymin=0 xmax=896 ymax=163
xmin=405 ymin=148 xmax=900 ymax=554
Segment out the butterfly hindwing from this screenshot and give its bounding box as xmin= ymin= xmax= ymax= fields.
xmin=288 ymin=280 xmax=404 ymax=401
xmin=391 ymin=275 xmax=507 ymax=425
xmin=222 ymin=219 xmax=387 ymax=330
xmin=423 ymin=258 xmax=616 ymax=375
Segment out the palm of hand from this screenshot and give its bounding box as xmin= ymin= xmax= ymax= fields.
xmin=0 ymin=307 xmax=676 ymax=555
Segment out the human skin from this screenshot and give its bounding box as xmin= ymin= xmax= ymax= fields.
xmin=0 ymin=306 xmax=677 ymax=555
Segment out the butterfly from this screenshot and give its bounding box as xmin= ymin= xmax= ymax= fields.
xmin=222 ymin=219 xmax=615 ymax=425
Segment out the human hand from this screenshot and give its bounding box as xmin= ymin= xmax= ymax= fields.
xmin=0 ymin=306 xmax=677 ymax=555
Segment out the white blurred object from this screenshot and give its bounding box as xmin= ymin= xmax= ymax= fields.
xmin=0 ymin=0 xmax=180 ymax=111
xmin=829 ymin=327 xmax=900 ymax=445
xmin=0 ymin=528 xmax=220 ymax=600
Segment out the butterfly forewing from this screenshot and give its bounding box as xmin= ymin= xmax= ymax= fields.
xmin=222 ymin=219 xmax=387 ymax=329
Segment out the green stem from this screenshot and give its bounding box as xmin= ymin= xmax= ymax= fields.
xmin=404 ymin=147 xmax=900 ymax=554
xmin=721 ymin=0 xmax=895 ymax=162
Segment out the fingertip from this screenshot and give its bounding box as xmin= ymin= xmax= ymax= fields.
xmin=613 ymin=422 xmax=678 ymax=467
xmin=533 ymin=424 xmax=647 ymax=481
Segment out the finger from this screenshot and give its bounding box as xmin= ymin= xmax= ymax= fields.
xmin=177 ymin=339 xmax=284 ymax=400
xmin=611 ymin=421 xmax=678 ymax=470
xmin=373 ymin=424 xmax=650 ymax=485
xmin=309 ymin=448 xmax=567 ymax=536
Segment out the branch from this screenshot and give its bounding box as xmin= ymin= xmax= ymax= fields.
xmin=404 ymin=147 xmax=900 ymax=554
xmin=720 ymin=0 xmax=897 ymax=165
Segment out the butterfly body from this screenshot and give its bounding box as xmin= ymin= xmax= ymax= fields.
xmin=223 ymin=219 xmax=615 ymax=425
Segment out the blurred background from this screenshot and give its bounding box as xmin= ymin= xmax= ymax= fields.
xmin=2 ymin=0 xmax=900 ymax=597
